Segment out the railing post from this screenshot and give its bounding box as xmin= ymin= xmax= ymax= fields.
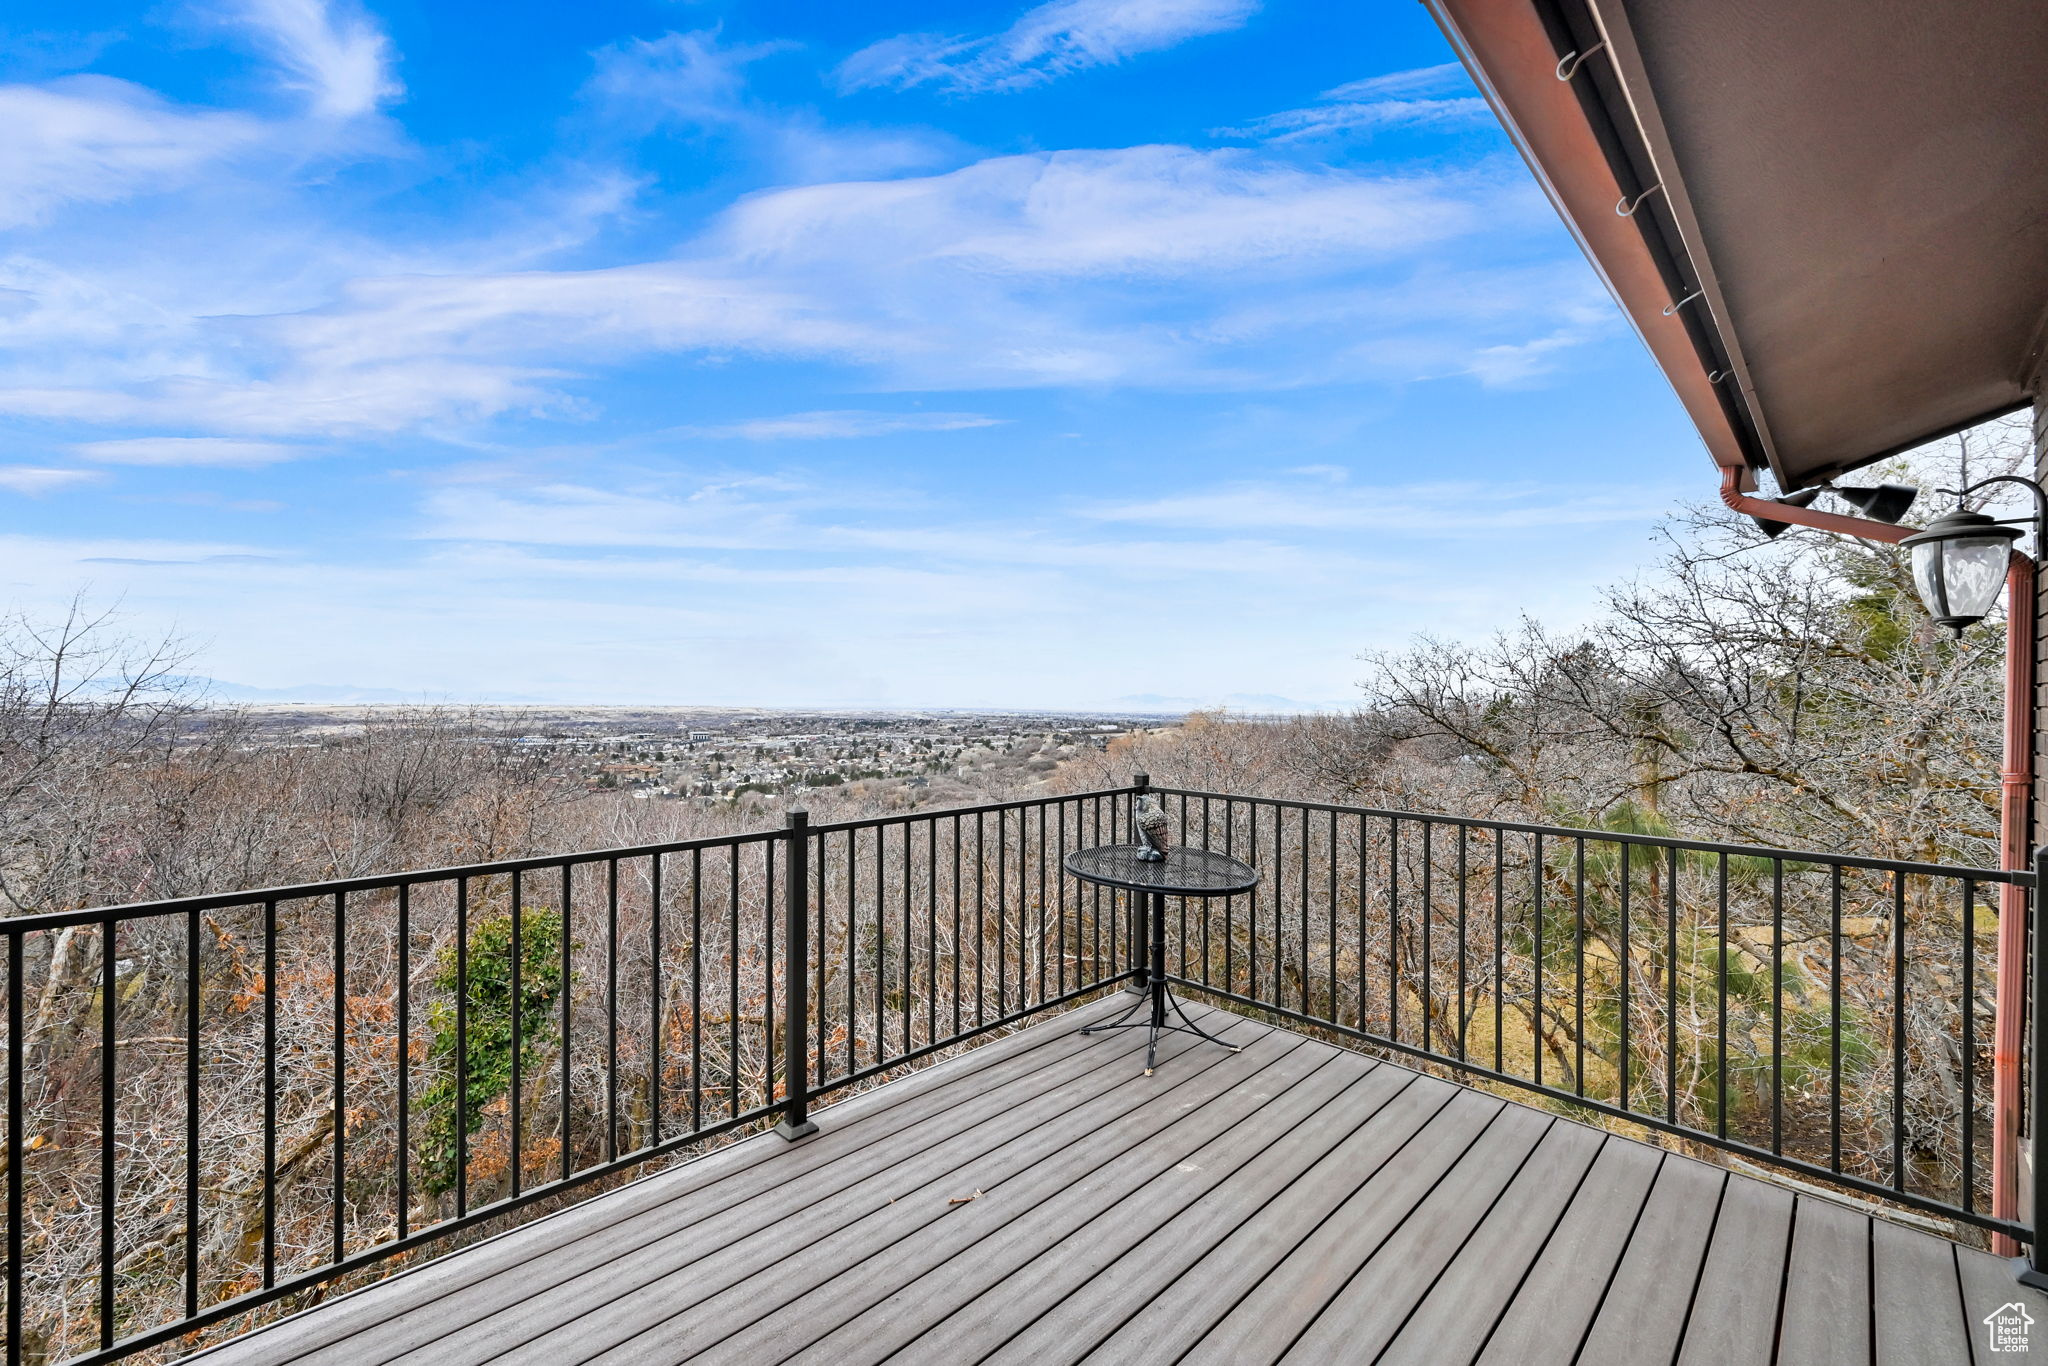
xmin=776 ymin=810 xmax=818 ymax=1140
xmin=1126 ymin=773 xmax=1151 ymax=993
xmin=2025 ymin=847 xmax=2048 ymax=1286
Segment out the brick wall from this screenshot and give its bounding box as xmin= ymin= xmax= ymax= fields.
xmin=2036 ymin=396 xmax=2048 ymax=853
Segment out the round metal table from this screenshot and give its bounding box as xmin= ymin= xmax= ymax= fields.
xmin=1063 ymin=844 xmax=1259 ymax=1074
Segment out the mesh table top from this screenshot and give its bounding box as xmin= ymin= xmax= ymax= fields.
xmin=1062 ymin=844 xmax=1260 ymax=897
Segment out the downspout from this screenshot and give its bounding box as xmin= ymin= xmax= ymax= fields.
xmin=1721 ymin=461 xmax=2032 ymax=1253
xmin=1714 ymin=463 xmax=1914 ymax=545
xmin=1996 ymin=550 xmax=2036 ymax=1256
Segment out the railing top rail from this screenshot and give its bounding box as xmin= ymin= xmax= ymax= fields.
xmin=0 ymin=826 xmax=782 ymax=933
xmin=1152 ymin=785 xmax=2033 ymax=886
xmin=802 ymin=786 xmax=1125 ymax=837
xmin=0 ymin=785 xmax=1146 ymax=934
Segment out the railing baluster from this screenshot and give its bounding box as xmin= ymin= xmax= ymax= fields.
xmin=1223 ymin=798 xmax=1236 ymax=997
xmin=1666 ymin=845 xmax=1679 ymax=1129
xmin=1572 ymin=837 xmax=1584 ymax=1097
xmin=509 ymin=872 xmax=522 ymax=1199
xmin=185 ymin=906 xmax=201 ymax=1319
xmin=263 ymin=899 xmax=278 ymax=1282
xmin=876 ymin=826 xmax=888 ymax=1068
xmin=1771 ymin=859 xmax=1784 ymax=1155
xmin=974 ymin=813 xmax=986 ymax=1027
xmin=100 ymin=914 xmax=115 ymax=1349
xmin=1492 ymin=827 xmax=1504 ymax=1075
xmin=907 ymin=820 xmax=917 ymax=1052
xmin=333 ymin=889 xmax=348 ymax=1257
xmin=607 ymin=860 xmax=619 ymax=1164
xmin=1829 ymin=864 xmax=1841 ymax=1172
xmin=691 ymin=847 xmax=703 ymax=1133
xmin=730 ymin=843 xmax=741 ymax=1123
xmin=1717 ymin=854 xmax=1729 ymax=1142
xmin=1330 ymin=810 xmax=1341 ymax=1030
xmin=397 ymin=884 xmax=411 ymax=1237
xmin=1423 ymin=822 xmax=1438 ymax=1053
xmin=1531 ymin=832 xmax=1542 ymax=1086
xmin=1963 ymin=876 xmax=1977 ymax=1213
xmin=1455 ymin=823 xmax=1467 ymax=1064
xmin=763 ymin=841 xmax=776 ymax=1114
xmin=1619 ymin=843 xmax=1631 ymax=1113
xmin=1893 ymin=870 xmax=1908 ymax=1192
xmin=6 ymin=932 xmax=21 ymax=1366
xmin=649 ymin=856 xmax=662 ymax=1149
xmin=996 ymin=808 xmax=1007 ymax=1020
xmin=1388 ymin=816 xmax=1400 ymax=1045
xmin=777 ymin=810 xmax=816 ymax=1140
xmin=562 ymin=862 xmax=575 ymax=1181
xmin=952 ymin=815 xmax=962 ymax=1037
xmin=847 ymin=829 xmax=858 ymax=1078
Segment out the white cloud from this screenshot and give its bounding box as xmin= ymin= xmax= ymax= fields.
xmin=677 ymin=410 xmax=1007 ymax=440
xmin=227 ymin=0 xmax=401 ymax=119
xmin=0 ymin=77 xmax=261 ymax=229
xmin=1219 ymin=62 xmax=1489 ymax=143
xmin=0 ymin=144 xmax=1554 ymax=435
xmin=0 ymin=466 xmax=106 ymax=494
xmin=1080 ymin=477 xmax=1676 ymax=533
xmin=840 ymin=0 xmax=1258 ymax=94
xmin=71 ymin=437 xmax=308 ymax=466
xmin=587 ymin=29 xmax=783 ymax=130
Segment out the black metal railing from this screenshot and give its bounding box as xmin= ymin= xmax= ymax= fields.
xmin=1147 ymin=786 xmax=2035 ymax=1246
xmin=4 ymin=779 xmax=2042 ymax=1363
xmin=0 ymin=789 xmax=1137 ymax=1366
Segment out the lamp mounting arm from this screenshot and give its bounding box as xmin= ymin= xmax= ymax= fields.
xmin=1947 ymin=475 xmax=2048 ymax=557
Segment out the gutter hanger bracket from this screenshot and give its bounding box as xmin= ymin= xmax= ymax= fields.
xmin=1662 ymin=288 xmax=1705 ymax=317
xmin=1616 ymin=182 xmax=1664 ymax=217
xmin=1555 ymin=42 xmax=1606 ymax=81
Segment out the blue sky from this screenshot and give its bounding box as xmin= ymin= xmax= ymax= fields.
xmin=0 ymin=0 xmax=1705 ymax=708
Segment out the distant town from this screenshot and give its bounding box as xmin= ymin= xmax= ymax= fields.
xmin=221 ymin=704 xmax=1180 ymax=805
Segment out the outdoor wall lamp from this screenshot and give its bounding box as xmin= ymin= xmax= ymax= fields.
xmin=1900 ymin=476 xmax=2046 ymax=636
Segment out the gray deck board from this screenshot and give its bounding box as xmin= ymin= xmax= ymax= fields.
xmin=1873 ymin=1217 xmax=1971 ymax=1366
xmin=194 ymin=996 xmax=2027 ymax=1366
xmin=1573 ymin=1155 xmax=1725 ymax=1366
xmin=789 ymin=1048 xmax=1380 ymax=1366
xmin=1290 ymin=1116 xmax=1604 ymax=1365
xmin=1673 ymin=1170 xmax=1794 ymax=1366
xmin=1774 ymin=1195 xmax=1871 ymax=1366
xmin=1470 ymin=1139 xmax=1664 ymax=1365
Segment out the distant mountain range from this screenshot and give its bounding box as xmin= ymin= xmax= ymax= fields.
xmin=1111 ymin=693 xmax=1353 ymax=714
xmin=164 ymin=677 xmax=547 ymax=705
xmin=138 ymin=678 xmax=1345 ymax=713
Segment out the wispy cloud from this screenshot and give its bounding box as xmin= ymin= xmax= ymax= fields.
xmin=1080 ymin=476 xmax=1675 ymax=533
xmin=587 ymin=29 xmax=787 ymax=131
xmin=224 ymin=0 xmax=401 ymax=119
xmin=0 ymin=144 xmax=1552 ymax=435
xmin=0 ymin=466 xmax=106 ymax=494
xmin=72 ymin=437 xmax=309 ymax=466
xmin=0 ymin=77 xmax=261 ymax=229
xmin=1218 ymin=62 xmax=1487 ymax=143
xmin=840 ymin=0 xmax=1258 ymax=94
xmin=677 ymin=410 xmax=1006 ymax=440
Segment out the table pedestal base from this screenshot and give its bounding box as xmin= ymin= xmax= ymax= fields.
xmin=1081 ymin=890 xmax=1240 ymax=1074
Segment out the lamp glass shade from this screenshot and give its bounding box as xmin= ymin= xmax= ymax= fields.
xmin=1902 ymin=508 xmax=2020 ymax=632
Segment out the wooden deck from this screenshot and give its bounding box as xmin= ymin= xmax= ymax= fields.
xmin=195 ymin=993 xmax=2046 ymax=1365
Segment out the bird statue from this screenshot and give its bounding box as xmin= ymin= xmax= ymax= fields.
xmin=1134 ymin=793 xmax=1173 ymax=861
